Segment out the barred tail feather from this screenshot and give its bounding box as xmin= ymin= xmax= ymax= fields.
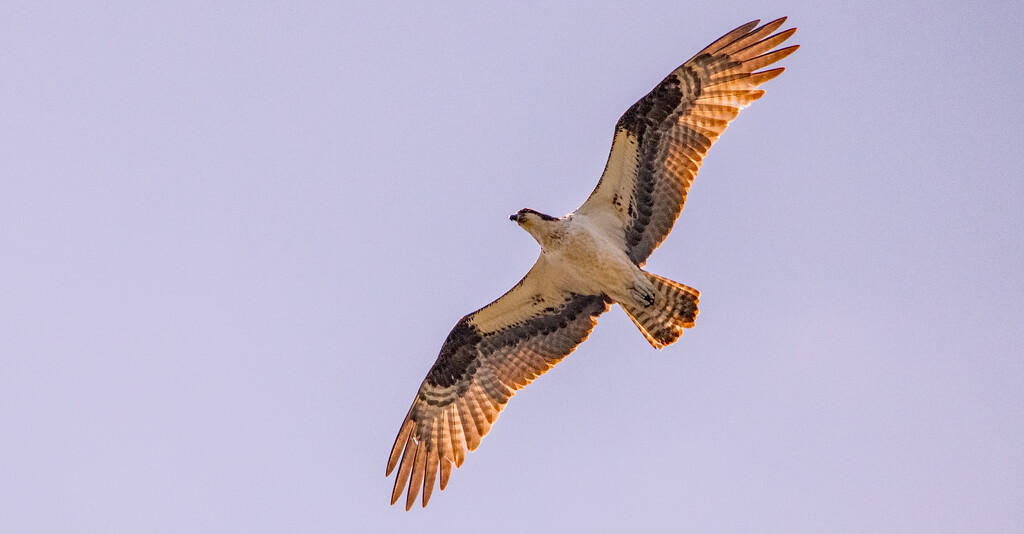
xmin=620 ymin=272 xmax=700 ymax=349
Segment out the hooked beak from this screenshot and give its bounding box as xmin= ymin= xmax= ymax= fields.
xmin=509 ymin=213 xmax=520 ymax=222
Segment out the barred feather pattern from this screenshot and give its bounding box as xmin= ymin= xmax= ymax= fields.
xmin=621 ymin=272 xmax=700 ymax=349
xmin=578 ymin=17 xmax=798 ymax=266
xmin=387 ymin=286 xmax=610 ymax=510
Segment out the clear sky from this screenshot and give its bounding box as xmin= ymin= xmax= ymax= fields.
xmin=2 ymin=1 xmax=1022 ymax=532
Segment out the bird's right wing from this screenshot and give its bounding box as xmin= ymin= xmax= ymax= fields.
xmin=576 ymin=18 xmax=798 ymax=265
xmin=386 ymin=257 xmax=610 ymax=509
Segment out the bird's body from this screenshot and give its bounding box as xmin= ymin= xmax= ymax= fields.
xmin=511 ymin=211 xmax=652 ymax=306
xmin=387 ymin=17 xmax=798 ymax=509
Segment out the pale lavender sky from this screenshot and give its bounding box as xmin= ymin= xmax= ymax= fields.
xmin=2 ymin=1 xmax=1022 ymax=532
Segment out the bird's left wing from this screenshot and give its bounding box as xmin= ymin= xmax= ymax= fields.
xmin=576 ymin=18 xmax=798 ymax=265
xmin=386 ymin=258 xmax=611 ymax=509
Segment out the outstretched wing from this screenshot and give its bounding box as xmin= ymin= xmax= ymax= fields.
xmin=386 ymin=257 xmax=611 ymax=510
xmin=576 ymin=18 xmax=798 ymax=265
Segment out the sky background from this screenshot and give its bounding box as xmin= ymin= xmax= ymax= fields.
xmin=2 ymin=1 xmax=1022 ymax=532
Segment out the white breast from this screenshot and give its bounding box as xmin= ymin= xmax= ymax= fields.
xmin=543 ymin=214 xmax=641 ymax=298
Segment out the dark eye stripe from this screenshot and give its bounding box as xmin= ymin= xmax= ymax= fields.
xmin=519 ymin=208 xmax=558 ymax=221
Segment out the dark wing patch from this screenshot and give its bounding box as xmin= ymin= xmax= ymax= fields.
xmin=424 ymin=318 xmax=482 ymax=390
xmin=387 ymin=293 xmax=611 ymax=510
xmin=577 ymin=18 xmax=798 ymax=265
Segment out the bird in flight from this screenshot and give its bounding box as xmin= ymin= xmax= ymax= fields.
xmin=387 ymin=17 xmax=797 ymax=509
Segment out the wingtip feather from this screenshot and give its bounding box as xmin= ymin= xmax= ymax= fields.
xmin=405 ymin=440 xmax=426 ymax=511
xmin=696 ymin=19 xmax=760 ymax=56
xmin=440 ymin=458 xmax=453 ymax=489
xmin=390 ymin=434 xmax=416 ymax=506
xmin=757 ymin=17 xmax=788 ymax=36
xmin=421 ymin=446 xmax=439 ymax=508
xmin=386 ymin=419 xmax=414 ymax=476
xmin=748 ymin=67 xmax=785 ymax=85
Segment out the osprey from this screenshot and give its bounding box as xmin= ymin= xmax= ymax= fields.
xmin=388 ymin=18 xmax=798 ymax=509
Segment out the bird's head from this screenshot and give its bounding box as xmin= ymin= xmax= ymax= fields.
xmin=509 ymin=208 xmax=563 ymax=245
xmin=509 ymin=208 xmax=559 ymax=225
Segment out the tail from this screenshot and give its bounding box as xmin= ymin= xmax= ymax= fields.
xmin=620 ymin=272 xmax=700 ymax=349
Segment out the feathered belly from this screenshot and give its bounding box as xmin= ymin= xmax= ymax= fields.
xmin=549 ymin=229 xmax=639 ymax=297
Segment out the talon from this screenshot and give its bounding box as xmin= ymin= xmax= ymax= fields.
xmin=631 ymin=285 xmax=656 ymax=307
